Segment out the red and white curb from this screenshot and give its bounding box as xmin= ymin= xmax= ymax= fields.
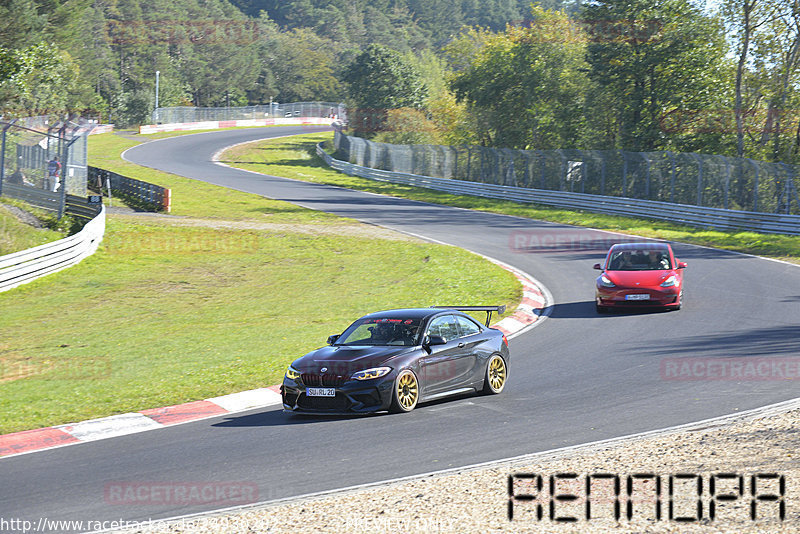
xmin=487 ymin=260 xmax=549 ymax=339
xmin=138 ymin=117 xmax=334 ymax=135
xmin=0 ymin=266 xmax=548 ymax=460
xmin=0 ymin=387 xmax=282 ymax=458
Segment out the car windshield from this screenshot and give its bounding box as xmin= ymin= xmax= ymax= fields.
xmin=607 ymin=249 xmax=671 ymax=271
xmin=336 ymin=317 xmax=422 ymax=346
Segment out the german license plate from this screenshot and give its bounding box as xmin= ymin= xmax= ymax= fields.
xmin=625 ymin=294 xmax=650 ymax=300
xmin=306 ymin=387 xmax=335 ymax=397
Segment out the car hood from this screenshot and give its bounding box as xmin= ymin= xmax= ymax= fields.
xmin=604 ymin=270 xmax=677 ymax=288
xmin=293 ymin=345 xmax=415 ymax=373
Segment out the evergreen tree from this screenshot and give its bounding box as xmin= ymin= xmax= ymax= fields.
xmin=342 ymin=44 xmax=427 ymax=137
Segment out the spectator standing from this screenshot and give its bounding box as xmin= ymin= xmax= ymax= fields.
xmin=46 ymin=156 xmax=62 ymax=192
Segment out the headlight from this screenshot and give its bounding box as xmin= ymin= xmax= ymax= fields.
xmin=599 ymin=275 xmax=615 ymax=288
xmin=660 ymin=275 xmax=677 ymax=287
xmin=285 ymin=366 xmax=301 ymax=380
xmin=351 ymin=367 xmax=391 ymax=380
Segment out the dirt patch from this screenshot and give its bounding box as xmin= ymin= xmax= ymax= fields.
xmin=0 ymin=204 xmax=46 ymax=229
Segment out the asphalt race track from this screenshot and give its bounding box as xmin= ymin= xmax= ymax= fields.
xmin=3 ymin=126 xmax=800 ymax=530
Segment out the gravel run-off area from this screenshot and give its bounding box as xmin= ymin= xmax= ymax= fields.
xmin=119 ymin=399 xmax=800 ymax=534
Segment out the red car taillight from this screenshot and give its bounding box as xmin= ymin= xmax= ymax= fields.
xmin=502 ymin=334 xmax=509 ymax=347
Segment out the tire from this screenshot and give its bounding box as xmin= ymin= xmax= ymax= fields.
xmin=483 ymin=354 xmax=508 ymax=395
xmin=389 ymin=369 xmax=420 ymax=413
xmin=674 ymin=290 xmax=683 ymax=311
xmin=596 ymin=303 xmax=608 ymax=314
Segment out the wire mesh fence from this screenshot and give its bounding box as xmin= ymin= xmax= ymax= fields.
xmin=0 ymin=116 xmax=94 ymax=217
xmin=153 ymin=102 xmax=346 ymax=124
xmin=334 ymin=131 xmax=800 ymax=215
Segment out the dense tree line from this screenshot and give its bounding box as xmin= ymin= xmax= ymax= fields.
xmin=437 ymin=0 xmax=798 ymax=163
xmin=0 ymin=0 xmax=555 ymax=124
xmin=0 ymin=0 xmax=797 ymax=163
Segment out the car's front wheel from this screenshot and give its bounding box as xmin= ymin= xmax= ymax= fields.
xmin=673 ymin=290 xmax=683 ymax=311
xmin=483 ymin=354 xmax=508 ymax=394
xmin=390 ymin=369 xmax=419 ymax=413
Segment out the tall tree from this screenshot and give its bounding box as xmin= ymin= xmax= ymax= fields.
xmin=745 ymin=0 xmax=800 ymax=161
xmin=266 ymin=28 xmax=342 ymax=102
xmin=722 ymin=0 xmax=781 ymax=158
xmin=449 ymin=7 xmax=590 ymax=149
xmin=582 ymin=0 xmax=728 ymax=151
xmin=0 ymin=42 xmax=83 ymax=114
xmin=342 ymin=44 xmax=427 ymax=137
xmin=0 ymin=0 xmax=47 ymax=49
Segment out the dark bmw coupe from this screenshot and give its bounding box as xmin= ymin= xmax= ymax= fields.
xmin=281 ymin=306 xmax=510 ymax=414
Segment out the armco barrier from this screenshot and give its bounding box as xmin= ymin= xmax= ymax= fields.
xmin=88 ymin=167 xmax=170 ymax=212
xmin=317 ymin=143 xmax=800 ymax=235
xmin=0 ymin=205 xmax=105 ymax=293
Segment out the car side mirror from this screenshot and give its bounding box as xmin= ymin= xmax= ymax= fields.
xmin=423 ymin=335 xmax=446 ymax=348
xmin=677 ymin=262 xmax=688 ymax=269
xmin=327 ymin=334 xmax=340 ymax=345
xmin=593 ymin=263 xmax=603 ymax=270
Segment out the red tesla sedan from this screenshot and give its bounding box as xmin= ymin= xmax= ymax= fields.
xmin=593 ymin=243 xmax=687 ymax=313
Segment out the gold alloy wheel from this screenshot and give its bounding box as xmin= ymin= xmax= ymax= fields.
xmin=484 ymin=354 xmax=507 ymax=394
xmin=392 ymin=370 xmax=419 ymax=412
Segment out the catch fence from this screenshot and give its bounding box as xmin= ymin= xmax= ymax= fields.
xmin=153 ymin=102 xmax=345 ymax=124
xmin=334 ymin=131 xmax=799 ymax=215
xmin=0 ymin=116 xmax=94 ymax=218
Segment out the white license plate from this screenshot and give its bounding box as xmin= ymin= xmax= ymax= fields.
xmin=625 ymin=294 xmax=650 ymax=301
xmin=306 ymin=387 xmax=335 ymax=397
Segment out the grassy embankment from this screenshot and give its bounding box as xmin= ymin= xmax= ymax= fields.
xmin=222 ymin=132 xmax=800 ymax=264
xmin=0 ymin=200 xmax=66 ymax=256
xmin=0 ymin=131 xmax=520 ymax=434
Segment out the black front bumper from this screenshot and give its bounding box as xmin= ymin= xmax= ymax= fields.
xmin=281 ymin=377 xmax=395 ymax=414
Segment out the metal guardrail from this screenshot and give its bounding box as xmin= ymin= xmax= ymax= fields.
xmin=317 ymin=143 xmax=800 ymax=236
xmin=0 ymin=205 xmax=106 ymax=293
xmin=88 ymin=167 xmax=170 ymax=212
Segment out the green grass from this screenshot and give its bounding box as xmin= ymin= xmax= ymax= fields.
xmin=90 ymin=132 xmax=340 ymax=223
xmin=220 ymin=133 xmax=800 ymax=264
xmin=0 ymin=201 xmax=66 ymax=255
xmin=0 ymin=130 xmax=520 ymax=434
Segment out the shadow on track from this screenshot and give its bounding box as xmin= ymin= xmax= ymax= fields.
xmin=213 ymin=392 xmax=499 ymax=427
xmin=547 ymin=300 xmax=675 ymax=319
xmin=632 ymin=325 xmax=800 ymax=357
xmin=212 ymin=409 xmax=379 ymax=427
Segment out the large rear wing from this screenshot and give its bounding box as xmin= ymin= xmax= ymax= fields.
xmin=430 ymin=305 xmax=507 ymax=327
